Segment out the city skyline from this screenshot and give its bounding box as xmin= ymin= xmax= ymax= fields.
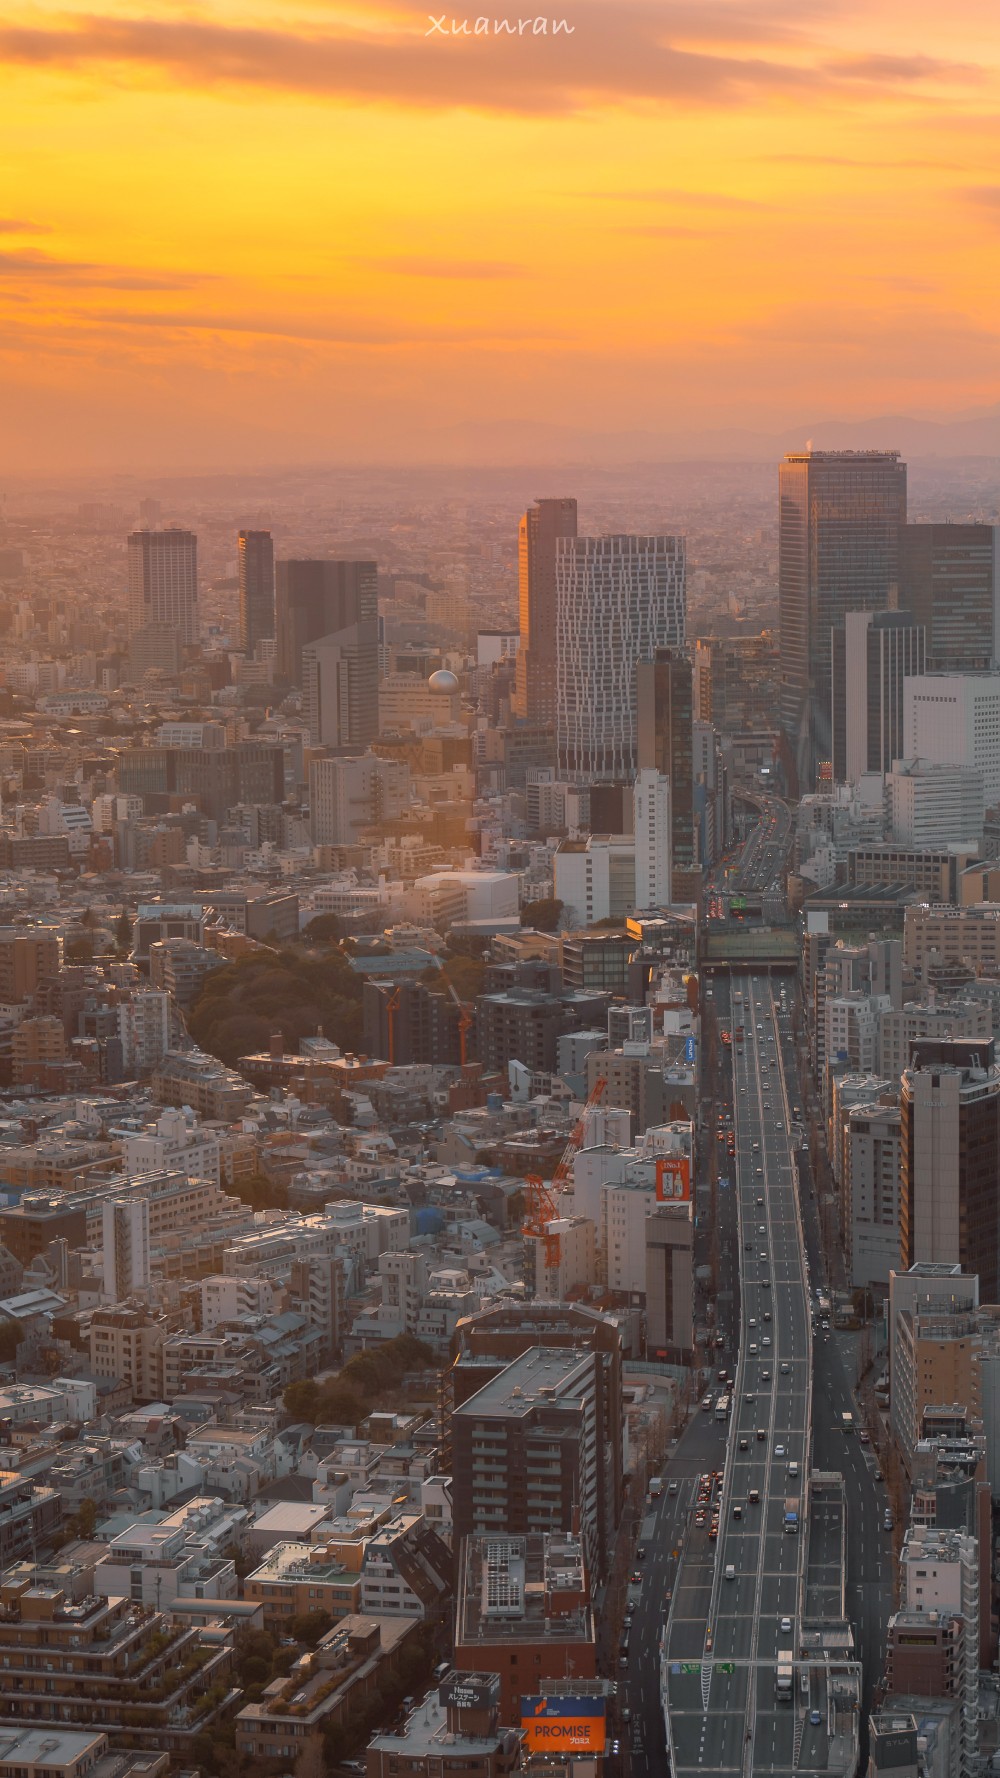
xmin=2 ymin=0 xmax=1000 ymax=471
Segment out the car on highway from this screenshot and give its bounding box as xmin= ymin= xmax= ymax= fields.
xmin=761 ymin=1369 xmax=771 ymax=1380
xmin=668 ymin=1480 xmax=678 ymax=1495
xmin=739 ymin=1437 xmax=749 ymax=1450
xmin=775 ymin=1444 xmax=785 ymax=1456
xmin=779 ymin=1616 xmax=792 ymax=1633
xmin=748 ymin=1487 xmax=760 ymax=1503
xmin=809 ymin=1711 xmax=822 ymax=1727
xmin=636 ymin=1545 xmax=647 ymax=1560
xmin=630 ymin=1570 xmax=642 ymax=1583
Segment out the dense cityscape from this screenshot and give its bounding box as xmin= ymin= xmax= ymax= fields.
xmin=0 ymin=448 xmax=995 ymax=1778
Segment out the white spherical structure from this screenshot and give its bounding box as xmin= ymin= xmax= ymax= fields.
xmin=428 ymin=669 xmax=459 ymax=695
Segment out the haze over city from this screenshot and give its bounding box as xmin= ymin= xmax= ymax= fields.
xmin=3 ymin=0 xmax=1000 ymax=471
xmin=2 ymin=7 xmax=1000 ymax=1778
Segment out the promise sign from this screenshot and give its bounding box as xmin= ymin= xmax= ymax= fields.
xmin=520 ymin=1696 xmax=607 ymax=1754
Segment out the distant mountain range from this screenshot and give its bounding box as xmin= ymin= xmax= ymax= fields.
xmin=408 ymin=409 xmax=1000 ymax=463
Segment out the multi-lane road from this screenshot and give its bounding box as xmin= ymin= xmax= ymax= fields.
xmin=663 ymin=971 xmax=813 ymax=1775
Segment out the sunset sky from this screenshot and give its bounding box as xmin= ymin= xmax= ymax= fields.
xmin=2 ymin=0 xmax=1000 ymax=471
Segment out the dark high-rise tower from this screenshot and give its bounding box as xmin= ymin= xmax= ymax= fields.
xmin=238 ymin=529 xmax=275 ymax=656
xmin=900 ymin=523 xmax=1000 ymax=672
xmin=513 ymin=496 xmax=577 ymax=725
xmin=274 ymin=558 xmax=378 ymax=694
xmin=779 ymin=449 xmax=907 ymax=790
xmin=127 ymin=528 xmax=198 ymax=648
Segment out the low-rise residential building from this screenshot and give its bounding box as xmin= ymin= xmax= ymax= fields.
xmin=234 ymin=1615 xmax=416 ymax=1760
xmin=243 ymin=1540 xmax=361 ymax=1625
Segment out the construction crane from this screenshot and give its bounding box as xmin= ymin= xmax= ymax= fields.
xmin=445 ymin=980 xmax=475 ymax=1069
xmin=385 ymin=985 xmax=403 ymax=1066
xmin=523 ymin=1077 xmax=608 ymax=1271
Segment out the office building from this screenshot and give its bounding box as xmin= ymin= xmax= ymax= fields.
xmin=645 ymin=1199 xmax=695 ymax=1359
xmin=116 ymin=742 xmax=285 ymax=821
xmin=831 ymin=609 xmax=925 ymax=783
xmin=237 ymin=528 xmax=275 ymax=656
xmin=846 ymin=1094 xmax=901 ymax=1291
xmin=452 ymin=1533 xmax=597 ymax=1724
xmin=127 ymin=528 xmax=198 ymax=648
xmin=302 ymin=626 xmax=378 ymax=752
xmin=903 ymin=671 xmax=1000 ymax=806
xmin=554 ymin=835 xmax=636 ymax=928
xmin=692 ymin=631 xmax=781 ymax=733
xmin=779 ymin=449 xmax=907 ymax=789
xmin=889 ymin=1264 xmax=980 ymax=1471
xmin=513 ymin=496 xmax=578 ymax=724
xmin=102 ymin=1197 xmax=151 ymax=1302
xmin=633 ymin=768 xmax=672 ymax=908
xmin=309 ymin=752 xmax=410 ymax=847
xmin=885 ymin=758 xmax=984 ymax=849
xmin=900 ymin=1040 xmax=1000 ymax=1298
xmin=556 ymin=535 xmax=686 ymax=781
xmin=636 ymin=646 xmax=696 ymax=893
xmin=274 ymin=557 xmax=378 ymax=688
xmin=898 ymin=1527 xmax=980 ymax=1774
xmin=901 ymin=522 xmax=1000 ymax=671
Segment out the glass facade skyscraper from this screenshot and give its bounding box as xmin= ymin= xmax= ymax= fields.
xmin=779 ymin=449 xmax=907 ymax=790
xmin=238 ymin=528 xmax=275 ymax=657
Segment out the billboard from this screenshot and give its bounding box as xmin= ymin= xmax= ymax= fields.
xmin=520 ymin=1696 xmax=607 ymax=1755
xmin=440 ymin=1674 xmax=500 ymax=1712
xmin=656 ymin=1154 xmax=691 ymax=1202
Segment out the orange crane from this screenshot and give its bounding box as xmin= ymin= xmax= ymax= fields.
xmin=523 ymin=1077 xmax=608 ymax=1270
xmin=385 ymin=985 xmax=403 ymax=1065
xmin=445 ymin=980 xmax=475 ymax=1068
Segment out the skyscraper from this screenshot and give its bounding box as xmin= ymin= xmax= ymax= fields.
xmin=900 ymin=523 xmax=1000 ymax=671
xmin=830 ymin=609 xmax=925 ymax=783
xmin=779 ymin=449 xmax=907 ymax=789
xmin=904 ymin=671 xmax=1000 ymax=806
xmin=127 ymin=528 xmax=199 ymax=647
xmin=302 ymin=628 xmax=378 ymax=752
xmin=556 ymin=535 xmax=686 ymax=782
xmin=274 ymin=558 xmax=378 ymax=691
xmin=636 ymin=646 xmax=696 ymax=894
xmin=513 ymin=497 xmax=578 ymax=724
xmin=900 ymin=1038 xmax=1000 ymax=1299
xmin=238 ymin=529 xmax=275 ymax=656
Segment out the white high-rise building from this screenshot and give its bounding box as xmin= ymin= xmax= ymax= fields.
xmin=309 ymin=753 xmax=410 ymax=847
xmin=633 ymin=769 xmax=672 ymax=908
xmin=556 ymin=534 xmax=686 ymax=781
xmin=102 ymin=1196 xmax=151 ymax=1301
xmin=885 ymin=757 xmax=984 ymax=848
xmin=904 ymin=672 xmax=1000 ymax=806
xmin=127 ymin=529 xmax=198 ymax=647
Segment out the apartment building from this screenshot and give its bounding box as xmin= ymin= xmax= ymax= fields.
xmin=0 ymin=1573 xmax=231 ymax=1747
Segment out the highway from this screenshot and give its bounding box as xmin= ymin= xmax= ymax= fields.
xmin=662 ymin=969 xmax=813 ymax=1775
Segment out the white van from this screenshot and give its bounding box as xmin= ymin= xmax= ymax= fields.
xmin=725 ymin=1564 xmax=736 ymax=1581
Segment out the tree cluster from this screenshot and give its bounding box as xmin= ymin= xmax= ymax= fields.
xmin=188 ymin=947 xmax=364 ymax=1067
xmin=283 ymin=1333 xmax=435 ymax=1428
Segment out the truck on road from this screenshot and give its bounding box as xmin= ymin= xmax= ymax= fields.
xmin=783 ymin=1497 xmax=800 ymax=1534
xmin=775 ymin=1653 xmax=793 ymax=1700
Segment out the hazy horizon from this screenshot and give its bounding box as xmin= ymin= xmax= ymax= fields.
xmin=3 ymin=0 xmax=1000 ymax=475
